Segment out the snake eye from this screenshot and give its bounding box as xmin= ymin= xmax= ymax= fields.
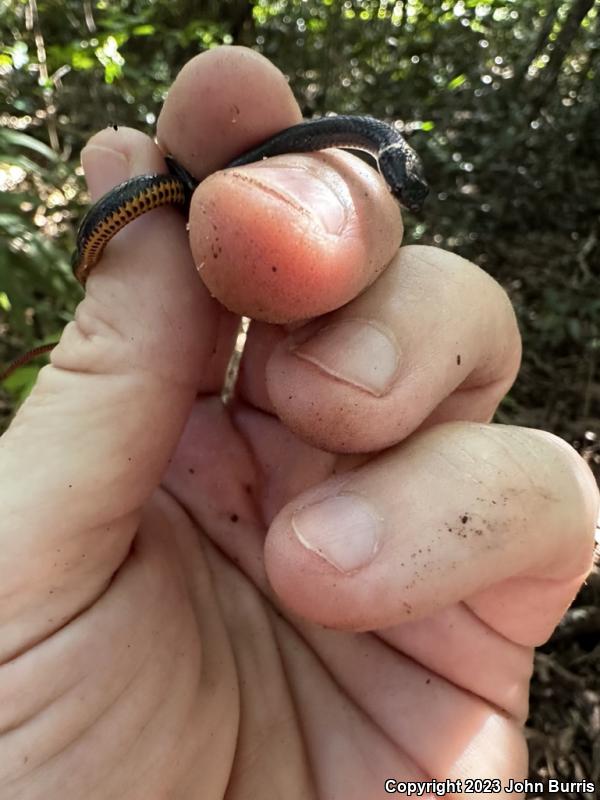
xmin=401 ymin=170 xmax=429 ymax=213
xmin=378 ymin=147 xmax=428 ymax=213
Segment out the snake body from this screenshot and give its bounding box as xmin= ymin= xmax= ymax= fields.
xmin=72 ymin=115 xmax=428 ymax=284
xmin=2 ymin=115 xmax=429 ymax=382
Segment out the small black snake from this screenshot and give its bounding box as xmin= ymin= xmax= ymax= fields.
xmin=2 ymin=115 xmax=428 ymax=382
xmin=72 ymin=115 xmax=428 ymax=284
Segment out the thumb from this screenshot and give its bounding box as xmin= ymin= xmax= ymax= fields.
xmin=0 ymin=127 xmax=218 ymax=661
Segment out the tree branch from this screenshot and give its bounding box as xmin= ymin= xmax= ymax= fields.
xmin=532 ymin=0 xmax=595 ymax=109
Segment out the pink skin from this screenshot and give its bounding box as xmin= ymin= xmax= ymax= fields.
xmin=157 ymin=46 xmax=401 ymax=323
xmin=188 ymin=150 xmax=402 ymax=322
xmin=0 ymin=46 xmax=597 ymax=799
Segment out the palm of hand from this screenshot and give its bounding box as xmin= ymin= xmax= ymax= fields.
xmin=98 ymin=397 xmax=532 ymax=799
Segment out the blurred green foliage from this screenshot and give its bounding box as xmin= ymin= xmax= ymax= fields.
xmin=0 ymin=0 xmax=599 ymax=446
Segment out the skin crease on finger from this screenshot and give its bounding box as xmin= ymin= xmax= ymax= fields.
xmin=234 ymin=245 xmax=523 ymax=454
xmin=1 ymin=45 xmax=599 ymax=800
xmin=187 ymin=150 xmax=402 ymax=323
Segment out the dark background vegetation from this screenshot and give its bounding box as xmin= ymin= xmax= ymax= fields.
xmin=1 ymin=0 xmax=599 ymax=796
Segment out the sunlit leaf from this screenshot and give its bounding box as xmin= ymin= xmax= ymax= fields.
xmin=2 ymin=364 xmax=41 ymax=402
xmin=72 ymin=51 xmax=95 ymax=70
xmin=132 ymin=25 xmax=155 ymax=35
xmin=448 ymin=74 xmax=467 ymax=90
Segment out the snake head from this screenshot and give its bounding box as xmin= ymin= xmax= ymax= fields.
xmin=378 ymin=147 xmax=429 ymax=213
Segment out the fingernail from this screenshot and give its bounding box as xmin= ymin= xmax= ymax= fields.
xmin=81 ymin=145 xmax=130 ymax=198
xmin=292 ymin=494 xmax=381 ymax=573
xmin=235 ymin=163 xmax=349 ymax=235
xmin=292 ymin=319 xmax=400 ymax=396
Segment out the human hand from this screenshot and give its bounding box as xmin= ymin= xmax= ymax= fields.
xmin=0 ymin=47 xmax=597 ymax=800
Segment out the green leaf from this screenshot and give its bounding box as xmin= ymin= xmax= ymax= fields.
xmin=132 ymin=25 xmax=155 ymax=35
xmin=448 ymin=74 xmax=467 ymax=90
xmin=0 ymin=153 xmax=41 ymax=173
xmin=2 ymin=364 xmax=41 ymax=400
xmin=0 ymin=213 xmax=30 ymax=235
xmin=0 ymin=130 xmax=58 ymax=162
xmin=72 ymin=51 xmax=95 ymax=70
xmin=104 ymin=61 xmax=123 ymax=83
